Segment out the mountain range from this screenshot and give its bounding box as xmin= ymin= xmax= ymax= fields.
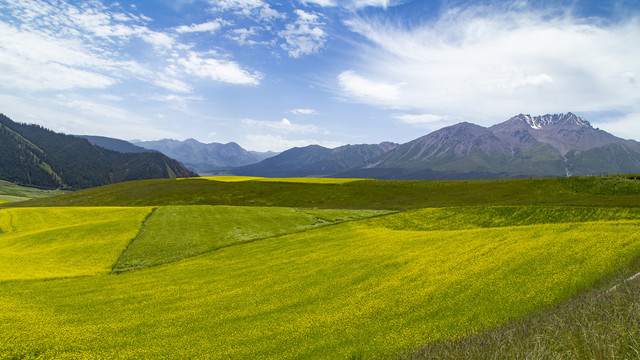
xmin=233 ymin=113 xmax=640 ymax=179
xmin=131 ymin=139 xmax=278 ymax=174
xmin=0 ymin=114 xmax=196 ymax=190
xmin=4 ymin=112 xmax=639 ymax=188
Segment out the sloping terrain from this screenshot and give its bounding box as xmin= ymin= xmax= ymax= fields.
xmin=0 ymin=207 xmax=152 ymax=280
xmin=1 ymin=204 xmax=640 ymax=359
xmin=76 ymin=135 xmax=154 ymax=154
xmin=113 ymin=205 xmax=388 ymax=271
xmin=7 ymin=174 xmax=640 ymax=209
xmin=0 ymin=114 xmax=197 ymax=189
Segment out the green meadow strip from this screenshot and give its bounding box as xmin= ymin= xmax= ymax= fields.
xmin=366 ymin=205 xmax=640 ymax=231
xmin=112 ymin=205 xmax=390 ymax=272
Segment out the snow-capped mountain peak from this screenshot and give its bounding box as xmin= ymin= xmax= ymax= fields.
xmin=518 ymin=112 xmax=591 ymax=130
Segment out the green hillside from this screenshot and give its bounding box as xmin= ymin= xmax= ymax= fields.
xmin=5 ymin=175 xmax=640 ymax=209
xmin=0 ymin=114 xmax=197 ymax=189
xmin=0 ymin=179 xmax=66 ymax=203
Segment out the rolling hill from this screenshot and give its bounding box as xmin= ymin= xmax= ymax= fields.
xmin=1 ymin=176 xmax=640 ymax=359
xmin=0 ymin=114 xmax=197 ymax=189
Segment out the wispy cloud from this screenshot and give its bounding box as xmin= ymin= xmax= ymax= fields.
xmin=243 ymin=134 xmax=343 ymax=152
xmin=175 ymin=20 xmax=225 ymax=34
xmin=340 ymin=3 xmax=640 ymax=125
xmin=301 ymin=0 xmax=403 ymax=9
xmin=177 ymin=51 xmax=262 ymax=85
xmin=0 ymin=93 xmax=177 ymax=140
xmin=279 ymin=10 xmax=327 ymax=58
xmin=209 ymin=0 xmax=284 ymax=22
xmin=0 ymin=0 xmax=261 ymax=93
xmin=242 ymin=118 xmax=319 ymax=133
xmin=338 ymin=70 xmax=401 ymax=101
xmin=289 ymin=108 xmax=318 ymax=115
xmin=393 ymin=113 xmax=445 ymax=124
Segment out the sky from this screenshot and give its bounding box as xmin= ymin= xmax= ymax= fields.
xmin=1 ymin=0 xmax=640 ymax=152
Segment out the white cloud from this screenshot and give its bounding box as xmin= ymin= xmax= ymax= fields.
xmin=393 ymin=113 xmax=445 ymax=124
xmin=592 ymin=113 xmax=640 ymax=142
xmin=302 ymin=0 xmax=337 ymax=6
xmin=152 ymin=74 xmax=193 ymax=93
xmin=338 ymin=70 xmax=401 ymax=101
xmin=241 ymin=118 xmax=319 ymax=133
xmin=341 ymin=5 xmax=640 ymax=126
xmin=178 ymin=52 xmax=262 ymax=85
xmin=0 ymin=22 xmax=117 ymax=90
xmin=226 ymin=27 xmax=268 ymax=46
xmin=0 ymin=93 xmax=176 ymax=140
xmin=351 ymin=0 xmax=391 ymax=8
xmin=301 ymin=0 xmax=402 ymax=8
xmin=243 ymin=134 xmax=343 ymax=152
xmin=0 ymin=0 xmax=262 ymax=94
xmin=209 ymin=0 xmax=284 ymax=22
xmin=279 ymin=9 xmax=327 ymax=58
xmin=289 ymin=108 xmax=318 ymax=115
xmin=176 ymin=20 xmax=224 ymax=34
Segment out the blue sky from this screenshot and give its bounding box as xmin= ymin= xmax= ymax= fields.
xmin=1 ymin=0 xmax=639 ymax=151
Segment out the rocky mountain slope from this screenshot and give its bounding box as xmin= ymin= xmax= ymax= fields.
xmin=233 ymin=113 xmax=640 ymax=179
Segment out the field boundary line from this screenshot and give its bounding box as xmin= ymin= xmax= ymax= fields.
xmin=607 ymin=271 xmax=640 ymax=293
xmin=111 ymin=210 xmax=391 ymax=274
xmin=111 ymin=207 xmax=158 ymax=272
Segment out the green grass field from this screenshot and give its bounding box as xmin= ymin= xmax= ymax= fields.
xmin=114 ymin=205 xmax=388 ymax=271
xmin=6 ymin=175 xmax=640 ymax=210
xmin=0 ymin=179 xmax=67 ymax=203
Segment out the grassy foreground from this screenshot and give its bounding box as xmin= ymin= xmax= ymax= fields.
xmin=2 ymin=205 xmax=640 ymax=359
xmin=404 ymin=259 xmax=640 ymax=360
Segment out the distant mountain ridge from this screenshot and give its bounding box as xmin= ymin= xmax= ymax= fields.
xmin=232 ymin=113 xmax=640 ymax=179
xmin=233 ymin=142 xmax=399 ymax=177
xmin=0 ymin=114 xmax=197 ymax=189
xmin=132 ymin=138 xmax=278 ymax=173
xmin=75 ymin=135 xmax=154 ymax=154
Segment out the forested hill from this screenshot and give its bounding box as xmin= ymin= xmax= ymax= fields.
xmin=0 ymin=114 xmax=197 ymax=190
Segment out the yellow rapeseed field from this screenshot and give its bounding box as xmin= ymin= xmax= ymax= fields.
xmin=1 ymin=206 xmax=639 ymax=359
xmin=188 ymin=175 xmax=368 ymax=184
xmin=0 ymin=207 xmax=152 ymax=280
